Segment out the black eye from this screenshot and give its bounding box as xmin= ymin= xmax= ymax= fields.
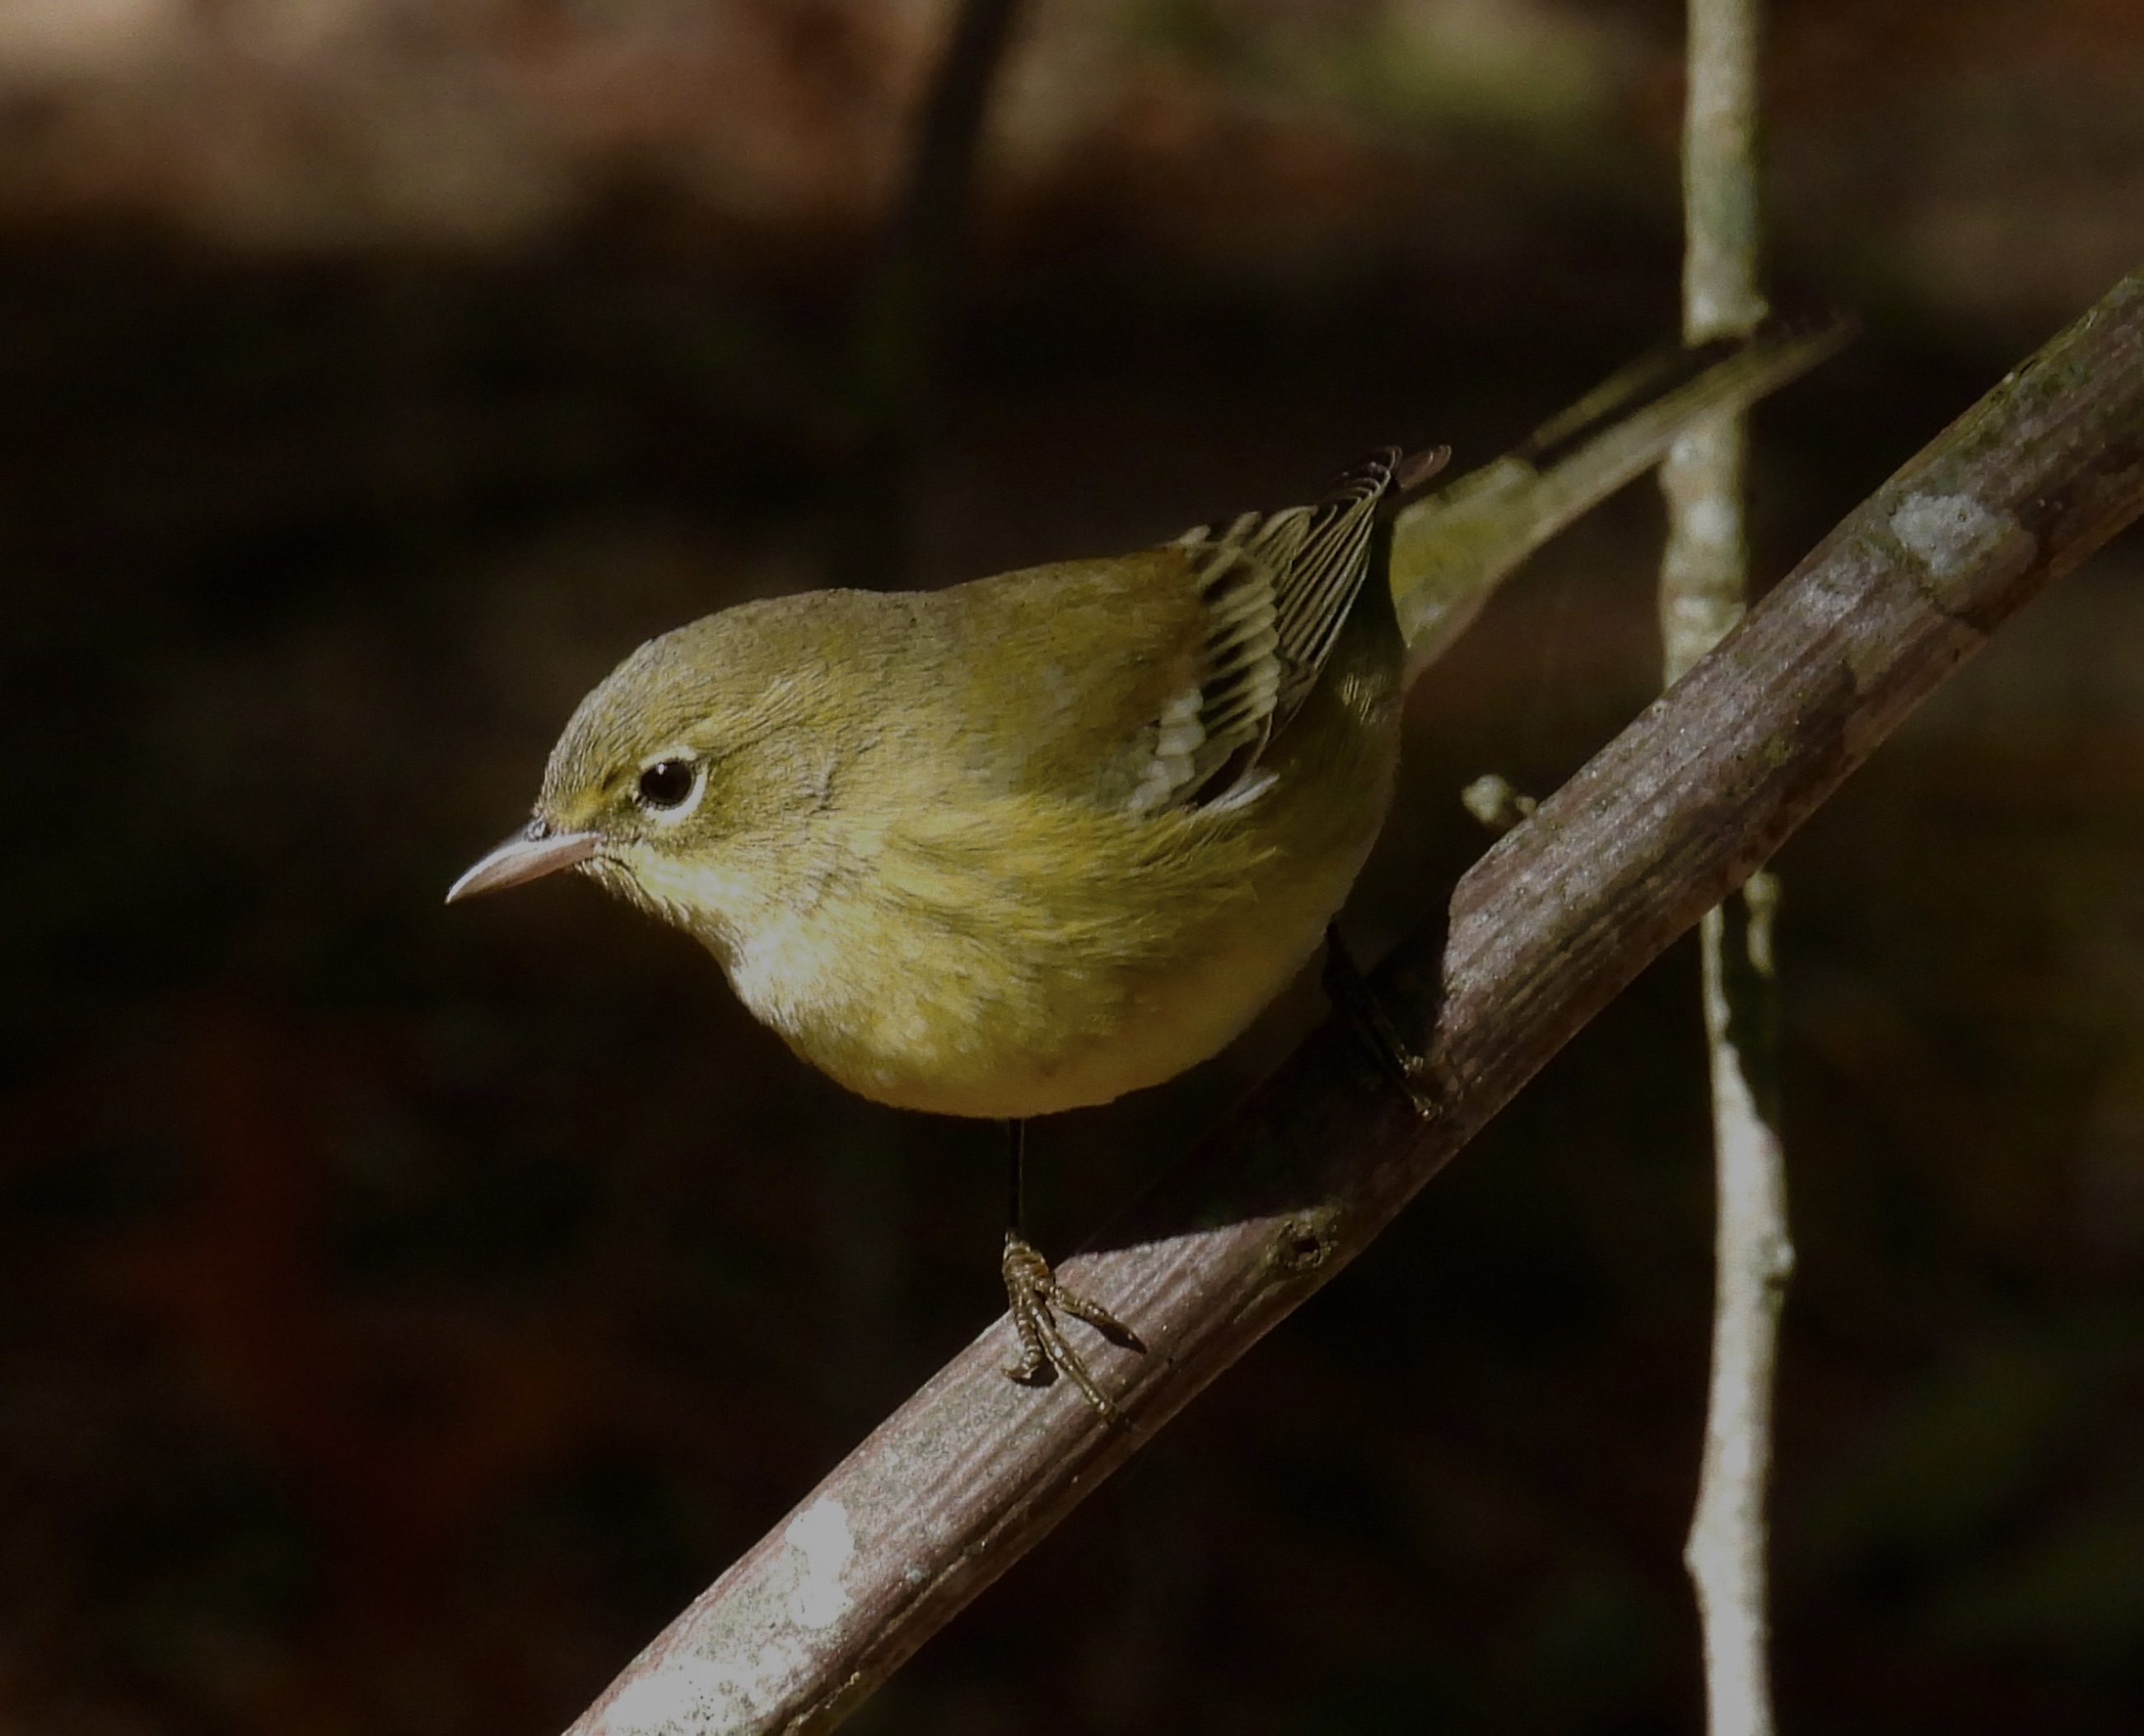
xmin=636 ymin=759 xmax=697 ymax=810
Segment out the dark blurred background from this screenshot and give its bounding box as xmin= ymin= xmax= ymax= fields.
xmin=4 ymin=2 xmax=2143 ymax=1731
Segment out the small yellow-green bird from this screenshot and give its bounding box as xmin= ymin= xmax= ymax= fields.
xmin=450 ymin=322 xmax=1844 ymax=1417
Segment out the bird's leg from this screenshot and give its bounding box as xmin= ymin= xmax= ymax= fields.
xmin=1323 ymin=923 xmax=1437 ymax=1118
xmin=999 ymin=1119 xmax=1145 ymax=1425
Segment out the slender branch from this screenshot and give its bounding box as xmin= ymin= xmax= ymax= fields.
xmin=1679 ymin=0 xmax=1767 ymax=346
xmin=566 ymin=269 xmax=2144 ymax=1736
xmin=856 ymin=0 xmax=1021 ymax=427
xmin=837 ymin=0 xmax=1024 ymax=591
xmin=1663 ymin=2 xmax=1789 ymax=1733
xmin=809 ymin=0 xmax=1027 ymax=1422
xmin=1662 ymin=0 xmax=1767 ymax=682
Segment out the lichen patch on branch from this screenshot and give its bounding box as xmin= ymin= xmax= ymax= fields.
xmin=1890 ymin=491 xmax=2017 ymax=578
xmin=781 ymin=1500 xmax=859 ymax=1630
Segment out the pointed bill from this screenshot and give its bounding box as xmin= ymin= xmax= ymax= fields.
xmin=446 ymin=821 xmax=600 ymax=903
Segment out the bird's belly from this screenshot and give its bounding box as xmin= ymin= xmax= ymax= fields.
xmin=874 ymin=912 xmax=1326 ymax=1119
xmin=723 ymin=849 xmax=1358 ymax=1121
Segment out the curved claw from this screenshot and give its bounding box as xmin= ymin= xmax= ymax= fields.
xmin=1000 ymin=1234 xmax=1144 ymax=1426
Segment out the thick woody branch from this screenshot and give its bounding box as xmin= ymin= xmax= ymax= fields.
xmin=568 ymin=268 xmax=2144 ymax=1736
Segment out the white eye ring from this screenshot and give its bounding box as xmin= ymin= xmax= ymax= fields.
xmin=634 ymin=754 xmax=706 ymax=823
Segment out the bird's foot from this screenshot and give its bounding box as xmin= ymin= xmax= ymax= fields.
xmin=1001 ymin=1233 xmax=1145 ymax=1426
xmin=1323 ymin=924 xmax=1437 ymax=1119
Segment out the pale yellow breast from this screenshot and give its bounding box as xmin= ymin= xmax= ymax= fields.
xmin=714 ymin=784 xmax=1380 ymax=1120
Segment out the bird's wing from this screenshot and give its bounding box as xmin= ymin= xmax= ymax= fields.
xmin=918 ymin=449 xmax=1429 ymax=817
xmin=1126 ymin=448 xmax=1403 ymax=814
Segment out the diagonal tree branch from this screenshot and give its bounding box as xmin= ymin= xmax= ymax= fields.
xmin=567 ymin=266 xmax=2144 ymax=1736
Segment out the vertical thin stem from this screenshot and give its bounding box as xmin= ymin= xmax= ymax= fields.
xmin=1662 ymin=2 xmax=1793 ymax=1734
xmin=858 ymin=0 xmax=1023 ymax=437
xmin=817 ymin=0 xmax=1027 ymax=1431
xmin=1680 ymin=0 xmax=1768 ymax=347
xmin=835 ymin=0 xmax=1025 ymax=591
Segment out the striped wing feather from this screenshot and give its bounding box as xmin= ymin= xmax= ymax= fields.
xmin=1127 ymin=449 xmax=1401 ymax=815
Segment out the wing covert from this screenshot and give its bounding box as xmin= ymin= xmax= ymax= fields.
xmin=1127 ymin=447 xmax=1415 ymax=815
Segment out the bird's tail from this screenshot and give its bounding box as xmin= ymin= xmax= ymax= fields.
xmin=1391 ymin=314 xmax=1855 ymax=685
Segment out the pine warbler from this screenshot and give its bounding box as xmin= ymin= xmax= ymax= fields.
xmin=450 ymin=320 xmax=1846 ymax=1417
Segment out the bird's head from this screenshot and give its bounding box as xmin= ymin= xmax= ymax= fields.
xmin=446 ymin=597 xmax=855 ymax=946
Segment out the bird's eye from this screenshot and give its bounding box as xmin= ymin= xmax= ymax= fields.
xmin=636 ymin=758 xmax=698 ymax=810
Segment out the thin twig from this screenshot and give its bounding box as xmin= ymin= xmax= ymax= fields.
xmin=565 ymin=271 xmax=2144 ymax=1736
xmin=1662 ymin=2 xmax=1790 ymax=1732
xmin=812 ymin=0 xmax=1028 ymax=1426
xmin=834 ymin=0 xmax=1024 ymax=589
xmin=856 ymin=0 xmax=1022 ymax=431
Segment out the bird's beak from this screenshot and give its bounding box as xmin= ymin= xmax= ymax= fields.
xmin=445 ymin=820 xmax=600 ymax=903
